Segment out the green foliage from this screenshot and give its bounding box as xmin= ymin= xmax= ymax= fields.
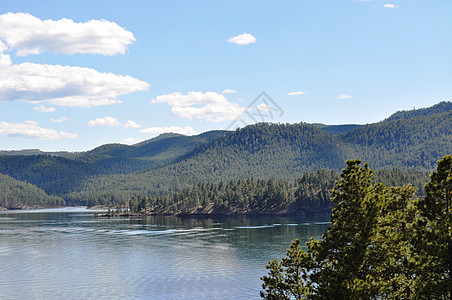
xmin=260 ymin=156 xmax=452 ymax=299
xmin=261 ymin=239 xmax=313 ymax=299
xmin=0 ymin=131 xmax=226 ymax=199
xmin=414 ymin=155 xmax=452 ymax=298
xmin=309 ymin=160 xmax=379 ymax=299
xmin=340 ymin=110 xmax=451 ymax=170
xmin=385 ymin=101 xmax=452 ymax=121
xmin=127 ymin=168 xmax=424 ymax=216
xmin=314 ymin=124 xmax=361 ymax=135
xmin=0 ymin=173 xmax=65 ymax=208
xmin=0 ymin=102 xmax=448 ymax=206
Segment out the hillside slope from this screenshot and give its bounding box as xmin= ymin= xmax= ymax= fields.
xmin=0 ymin=173 xmax=65 ymax=209
xmin=0 ymin=102 xmax=450 ymax=207
xmin=66 ymin=102 xmax=451 ymax=205
xmin=0 ymin=131 xmax=228 ymax=196
xmin=340 ymin=110 xmax=451 ymax=169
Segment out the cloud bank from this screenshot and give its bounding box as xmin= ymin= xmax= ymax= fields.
xmin=151 ymin=91 xmax=245 ymax=122
xmin=0 ymin=56 xmax=149 ymax=107
xmin=0 ymin=120 xmax=77 ymax=140
xmin=88 ymin=117 xmax=141 ymax=129
xmin=0 ymin=13 xmax=149 ymax=108
xmin=88 ymin=117 xmax=121 ymax=127
xmin=0 ymin=12 xmax=135 ymax=56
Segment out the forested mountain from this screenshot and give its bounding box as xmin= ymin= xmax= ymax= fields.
xmin=70 ymin=130 xmax=227 ymax=165
xmin=339 ymin=109 xmax=451 ymax=169
xmin=0 ymin=155 xmax=98 ymax=195
xmin=0 ymin=149 xmax=71 ymax=157
xmin=0 ymin=131 xmax=227 ymax=196
xmin=0 ymin=173 xmax=65 ymax=209
xmin=385 ymin=101 xmax=452 ymax=121
xmin=0 ymin=101 xmax=450 ymax=208
xmin=119 ymin=168 xmax=429 ymax=216
xmin=312 ymin=124 xmax=361 ymax=135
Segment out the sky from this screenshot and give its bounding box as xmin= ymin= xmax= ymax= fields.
xmin=0 ymin=0 xmax=451 ymax=151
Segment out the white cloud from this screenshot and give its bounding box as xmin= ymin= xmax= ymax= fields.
xmin=33 ymin=104 xmax=56 ymax=112
xmin=0 ymin=13 xmax=149 ymax=108
xmin=151 ymin=91 xmax=245 ymax=122
xmin=288 ymin=91 xmax=307 ymax=96
xmin=383 ymin=4 xmax=399 ymax=8
xmin=0 ymin=120 xmax=77 ymax=140
xmin=256 ymin=104 xmax=275 ymax=111
xmin=0 ymin=55 xmax=149 ymax=107
xmin=337 ymin=94 xmax=353 ymax=100
xmin=87 ymin=117 xmax=142 ymax=128
xmin=124 ymin=120 xmax=141 ymax=128
xmin=51 ymin=117 xmax=68 ymax=123
xmin=0 ymin=40 xmax=7 ymax=53
xmin=222 ymin=89 xmax=237 ymax=94
xmin=88 ymin=117 xmax=121 ymax=127
xmin=140 ymin=126 xmax=196 ymax=136
xmin=0 ymin=13 xmax=135 ymax=56
xmin=227 ymin=33 xmax=257 ymax=45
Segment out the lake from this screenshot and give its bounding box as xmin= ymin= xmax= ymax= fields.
xmin=0 ymin=208 xmax=329 ymax=299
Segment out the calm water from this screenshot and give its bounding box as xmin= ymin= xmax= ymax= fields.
xmin=0 ymin=208 xmax=329 ymax=299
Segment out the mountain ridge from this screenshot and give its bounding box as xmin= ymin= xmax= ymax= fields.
xmin=0 ymin=101 xmax=450 ymax=207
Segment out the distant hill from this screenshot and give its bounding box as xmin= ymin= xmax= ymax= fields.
xmin=385 ymin=101 xmax=452 ymax=121
xmin=340 ymin=109 xmax=451 ymax=169
xmin=0 ymin=173 xmax=65 ymax=209
xmin=0 ymin=131 xmax=228 ymax=196
xmin=0 ymin=101 xmax=450 ymax=207
xmin=0 ymin=149 xmax=72 ymax=157
xmin=312 ymin=124 xmax=361 ymax=135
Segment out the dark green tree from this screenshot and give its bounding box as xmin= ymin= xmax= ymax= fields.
xmin=261 ymin=239 xmax=313 ymax=300
xmin=415 ymin=155 xmax=452 ymax=298
xmin=261 ymin=159 xmax=380 ymax=299
xmin=261 ymin=157 xmax=451 ymax=299
xmin=358 ymin=185 xmax=418 ymax=298
xmin=309 ymin=159 xmax=379 ymax=299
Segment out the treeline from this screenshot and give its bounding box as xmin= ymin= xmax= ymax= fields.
xmin=0 ymin=102 xmax=449 ymax=206
xmin=340 ymin=109 xmax=451 ymax=169
xmin=68 ymin=104 xmax=449 ymax=206
xmin=0 ymin=131 xmax=227 ymax=200
xmin=117 ymin=168 xmax=429 ymax=216
xmin=385 ymin=100 xmax=452 ymax=121
xmin=0 ymin=173 xmax=65 ymax=209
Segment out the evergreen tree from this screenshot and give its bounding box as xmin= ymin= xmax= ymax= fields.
xmin=261 ymin=239 xmax=313 ymax=300
xmin=415 ymin=155 xmax=452 ymax=298
xmin=261 ymin=156 xmax=452 ymax=299
xmin=309 ymin=159 xmax=378 ymax=299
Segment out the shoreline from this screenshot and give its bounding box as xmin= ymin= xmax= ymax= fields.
xmin=0 ymin=206 xmax=107 ymax=213
xmin=0 ymin=205 xmax=331 ymax=217
xmin=96 ymin=210 xmax=332 ymax=218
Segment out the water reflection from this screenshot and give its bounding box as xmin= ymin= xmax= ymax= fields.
xmin=0 ymin=209 xmax=328 ymax=299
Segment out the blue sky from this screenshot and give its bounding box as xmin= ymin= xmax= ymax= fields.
xmin=0 ymin=0 xmax=451 ymax=151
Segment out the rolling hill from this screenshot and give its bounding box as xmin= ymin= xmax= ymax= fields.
xmin=0 ymin=101 xmax=450 ymax=207
xmin=0 ymin=173 xmax=65 ymax=209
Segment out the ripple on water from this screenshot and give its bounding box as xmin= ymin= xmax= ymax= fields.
xmin=0 ymin=210 xmax=329 ymax=300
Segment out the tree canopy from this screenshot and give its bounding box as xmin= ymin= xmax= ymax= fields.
xmin=261 ymin=155 xmax=452 ymax=299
